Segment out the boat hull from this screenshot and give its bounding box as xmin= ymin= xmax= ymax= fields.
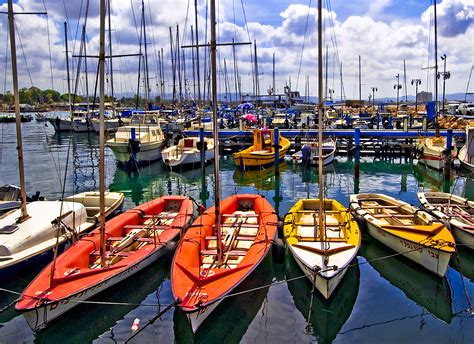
xmin=163 ymin=149 xmax=215 ymax=169
xmin=365 ymin=221 xmax=451 ymax=276
xmin=288 ymin=243 xmax=348 ymax=299
xmin=107 ymin=140 xmax=165 ymax=163
xmin=21 ymin=243 xmax=170 ymax=331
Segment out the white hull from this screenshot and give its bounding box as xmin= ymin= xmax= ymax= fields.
xmin=185 ymin=299 xmax=223 ymax=333
xmin=21 ymin=242 xmax=170 ymax=331
xmin=73 ymin=121 xmax=94 ymax=133
xmin=107 ymin=140 xmax=165 ymax=163
xmin=48 ymin=118 xmax=74 ymax=132
xmin=0 ymin=202 xmax=91 ymax=270
xmin=459 ymin=146 xmax=474 ymax=172
xmin=288 ymin=244 xmax=348 ymax=299
xmin=418 ymin=156 xmax=445 ymax=170
xmin=164 ymin=149 xmax=215 ymax=168
xmin=365 ymin=221 xmax=451 ymax=276
xmin=92 ymin=119 xmax=122 ymax=133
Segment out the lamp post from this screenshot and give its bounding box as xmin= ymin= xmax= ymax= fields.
xmin=438 ymin=54 xmax=450 ymax=115
xmin=370 ymin=87 xmax=378 ymax=112
xmin=411 ymin=79 xmax=422 ymax=113
xmin=393 ymin=74 xmax=402 ymax=113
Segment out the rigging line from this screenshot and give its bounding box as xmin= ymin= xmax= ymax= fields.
xmin=13 ymin=21 xmax=34 ymax=87
xmin=239 ymin=0 xmax=254 ymax=93
xmin=146 ymin=0 xmax=161 ymax=89
xmin=3 ymin=25 xmax=8 ymax=94
xmin=295 ymin=0 xmax=312 ymax=92
xmin=42 ymin=123 xmax=63 ymax=186
xmin=130 ymin=0 xmax=141 ymax=43
xmin=42 ymin=0 xmax=54 ymax=89
xmin=326 ymin=0 xmax=345 ymax=99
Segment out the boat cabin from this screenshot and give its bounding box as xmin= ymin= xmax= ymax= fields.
xmin=253 ymin=129 xmax=275 ymax=153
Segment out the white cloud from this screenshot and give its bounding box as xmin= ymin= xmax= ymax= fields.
xmin=0 ymin=0 xmax=472 ymax=99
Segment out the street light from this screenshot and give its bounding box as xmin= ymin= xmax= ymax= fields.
xmin=370 ymin=87 xmax=378 ymax=112
xmin=438 ymin=54 xmax=450 ymax=115
xmin=393 ymin=74 xmax=402 ymax=113
xmin=411 ymin=79 xmax=422 ymax=113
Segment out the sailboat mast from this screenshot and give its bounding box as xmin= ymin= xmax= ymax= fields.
xmin=107 ymin=0 xmax=115 ymax=115
xmin=99 ymin=0 xmax=106 ymax=267
xmin=317 ymin=0 xmax=325 ymax=240
xmin=194 ymin=0 xmax=201 ymax=106
xmin=64 ymin=22 xmax=73 ymax=121
xmin=142 ymin=0 xmax=150 ymax=107
xmin=210 ymin=0 xmax=223 ymax=265
xmin=434 ymin=0 xmax=439 ymax=134
xmin=7 ymin=0 xmax=28 ymax=220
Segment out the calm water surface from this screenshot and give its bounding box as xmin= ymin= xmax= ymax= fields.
xmin=0 ymin=118 xmax=473 ymax=343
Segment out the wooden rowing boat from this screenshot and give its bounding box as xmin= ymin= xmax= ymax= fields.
xmin=171 ymin=194 xmax=277 ymax=333
xmin=15 ymin=196 xmax=193 ymax=331
xmin=418 ymin=191 xmax=474 ymax=250
xmin=284 ymin=199 xmax=360 ymax=299
xmin=349 ymin=193 xmax=455 ymax=276
xmin=233 ymin=129 xmax=290 ymax=169
xmin=415 ymin=136 xmax=456 ymax=170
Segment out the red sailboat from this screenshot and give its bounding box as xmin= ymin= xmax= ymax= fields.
xmin=15 ymin=0 xmax=193 ymax=331
xmin=16 ymin=195 xmax=193 ymax=331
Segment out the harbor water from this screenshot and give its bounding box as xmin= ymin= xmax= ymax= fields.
xmin=0 ymin=118 xmax=473 ymax=343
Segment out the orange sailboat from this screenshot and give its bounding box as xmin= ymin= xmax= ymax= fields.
xmin=171 ymin=194 xmax=277 ymax=332
xmin=170 ymin=0 xmax=278 ymax=333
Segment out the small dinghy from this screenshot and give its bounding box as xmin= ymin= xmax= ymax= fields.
xmin=349 ymin=193 xmax=456 ymax=276
xmin=418 ymin=192 xmax=474 ymax=250
xmin=292 ymin=138 xmax=336 ymax=166
xmin=162 ymin=137 xmax=215 ymax=169
xmin=284 ymin=199 xmax=360 ymax=299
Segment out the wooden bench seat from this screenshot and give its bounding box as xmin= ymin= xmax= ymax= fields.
xmin=201 ymin=249 xmax=248 ymax=257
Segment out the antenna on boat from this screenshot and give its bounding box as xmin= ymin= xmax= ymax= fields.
xmin=4 ymin=1 xmax=45 ymax=222
xmin=317 ymin=0 xmax=326 ymax=242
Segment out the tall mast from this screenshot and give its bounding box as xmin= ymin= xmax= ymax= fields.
xmin=272 ymin=52 xmax=276 ymax=98
xmin=210 ymin=0 xmax=223 ymax=265
xmin=254 ymin=41 xmax=259 ymax=101
xmin=83 ymin=27 xmax=90 ymax=113
xmin=7 ymin=0 xmax=28 ymax=221
xmin=98 ymin=0 xmax=106 ymax=267
xmin=434 ymin=0 xmax=439 ymax=134
xmin=317 ymin=0 xmax=325 ymax=240
xmin=107 ymin=0 xmax=115 ymax=114
xmin=325 ymin=45 xmax=328 ymax=100
xmin=403 ymin=59 xmax=407 ymax=102
xmin=142 ymin=0 xmax=150 ymax=107
xmin=340 ymin=61 xmax=343 ymax=102
xmin=358 ymin=55 xmax=361 ymax=107
xmin=64 ymin=22 xmax=73 ymax=121
xmin=194 ymin=0 xmax=201 ymax=106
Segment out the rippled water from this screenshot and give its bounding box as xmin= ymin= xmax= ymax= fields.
xmin=0 ymin=118 xmax=473 ymax=343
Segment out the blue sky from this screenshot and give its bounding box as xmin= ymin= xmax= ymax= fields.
xmin=0 ymin=0 xmax=472 ymax=99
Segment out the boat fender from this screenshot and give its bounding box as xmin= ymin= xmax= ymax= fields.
xmin=277 ymin=220 xmax=284 ymax=238
xmin=272 ymin=238 xmax=285 ymax=264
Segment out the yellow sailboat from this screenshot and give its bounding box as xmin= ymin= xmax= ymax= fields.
xmin=233 ymin=129 xmax=290 ymax=169
xmin=284 ymin=0 xmax=360 ymax=299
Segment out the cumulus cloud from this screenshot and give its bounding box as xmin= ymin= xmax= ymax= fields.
xmin=422 ymin=0 xmax=474 ymax=37
xmin=0 ymin=0 xmax=471 ymax=99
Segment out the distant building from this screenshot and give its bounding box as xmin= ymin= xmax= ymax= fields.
xmin=417 ymin=91 xmax=432 ymax=103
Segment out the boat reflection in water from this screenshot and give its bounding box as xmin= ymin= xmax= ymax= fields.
xmin=450 ymin=246 xmax=474 ymax=282
xmin=360 ymin=237 xmax=453 ymax=323
xmin=234 ymin=162 xmax=288 ymax=191
xmin=285 ymin=253 xmax=360 ymax=344
xmin=174 ymin=254 xmax=273 ymax=343
xmin=413 ymin=163 xmax=454 ymax=194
